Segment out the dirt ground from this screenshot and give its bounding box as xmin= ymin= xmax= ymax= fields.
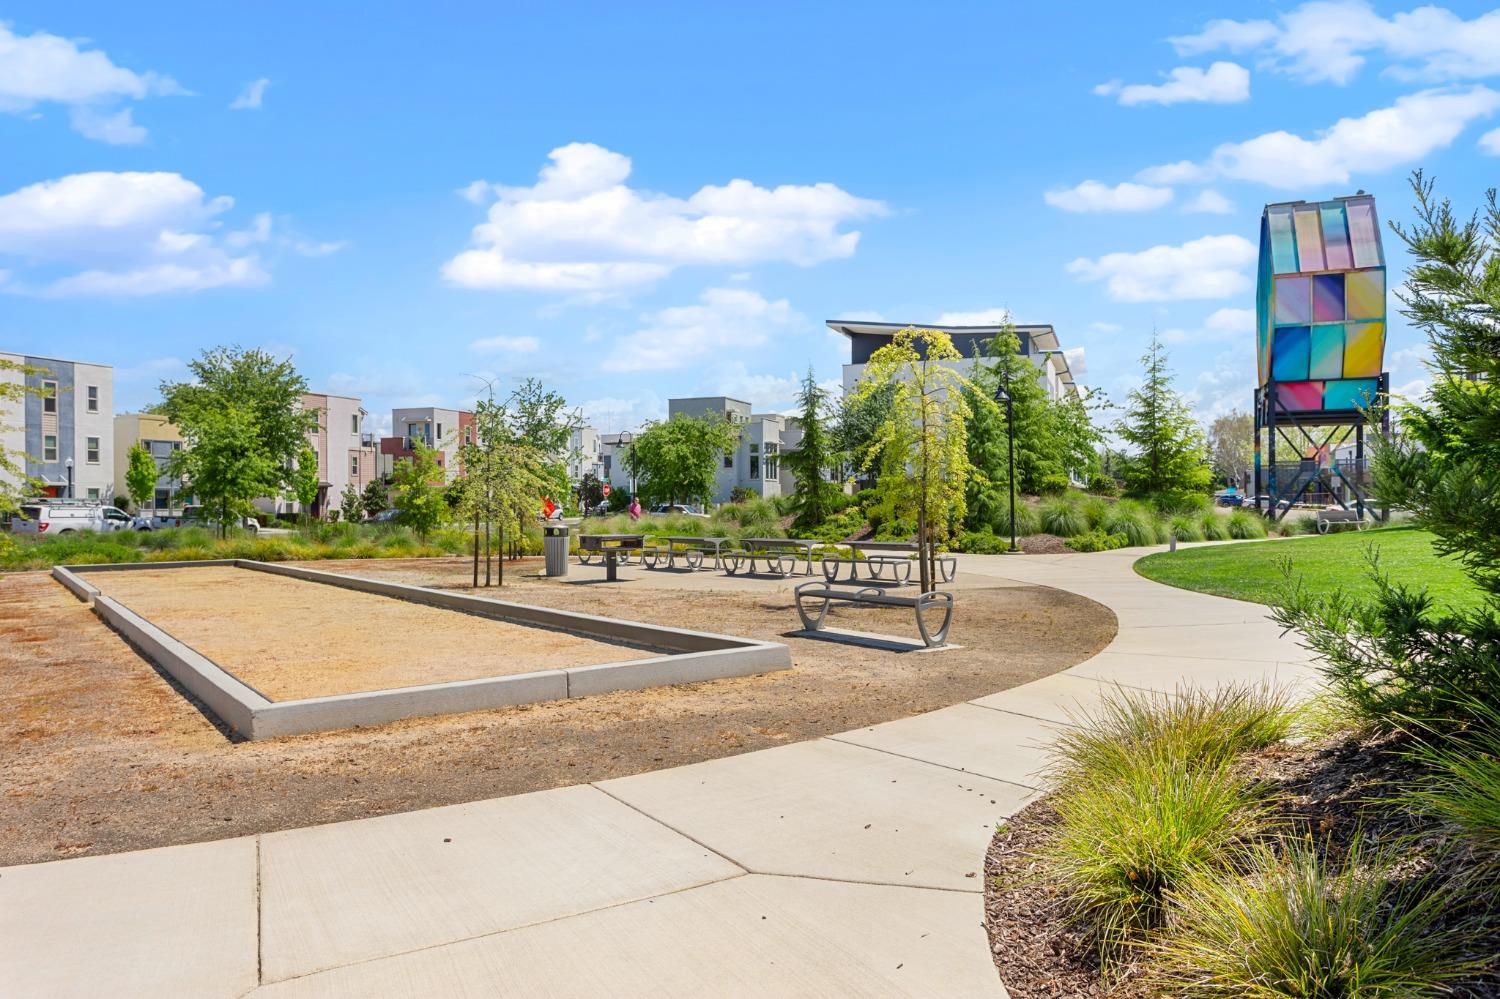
xmin=91 ymin=565 xmax=651 ymax=700
xmin=1 ymin=556 xmax=1116 ymax=866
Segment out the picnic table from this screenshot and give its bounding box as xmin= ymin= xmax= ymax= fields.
xmin=643 ymin=535 xmax=733 ymax=570
xmin=727 ymin=537 xmax=821 ymax=576
xmin=576 ymin=533 xmax=645 ymax=581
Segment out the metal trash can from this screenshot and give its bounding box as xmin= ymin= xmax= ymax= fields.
xmin=543 ymin=522 xmax=570 ymax=577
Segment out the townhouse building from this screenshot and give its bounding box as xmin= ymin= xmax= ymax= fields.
xmin=378 ymin=406 xmax=473 ymax=480
xmin=254 ymin=392 xmax=374 ymax=519
xmin=567 ymin=426 xmax=604 ymax=483
xmin=1 ymin=352 xmax=114 ymax=501
xmin=667 ymin=397 xmax=789 ymax=504
xmin=113 ymin=412 xmax=187 ymax=511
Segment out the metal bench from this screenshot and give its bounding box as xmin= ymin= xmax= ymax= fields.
xmin=819 ymin=554 xmax=913 ymax=584
xmin=576 ymin=534 xmax=645 ymax=581
xmin=1315 ymin=509 xmax=1368 ymax=535
xmin=642 ymin=536 xmax=731 ymax=570
xmin=794 ymin=581 xmax=955 ymax=648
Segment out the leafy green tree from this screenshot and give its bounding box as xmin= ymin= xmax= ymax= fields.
xmin=339 ymin=482 xmax=363 ymax=523
xmin=361 ymin=478 xmax=388 ymax=519
xmin=292 ymin=443 xmax=320 ymax=521
xmin=457 ymin=392 xmax=552 ymax=586
xmin=969 ymin=329 xmax=1058 ymax=494
xmin=160 ymin=346 xmax=316 ymax=505
xmin=172 ymin=405 xmax=277 ymax=537
xmin=1113 ymin=333 xmax=1214 ymax=497
xmin=1047 ymin=389 xmax=1106 ymax=482
xmin=125 ymin=443 xmax=160 ymax=515
xmin=627 ymin=414 xmax=741 ymax=507
xmin=784 ymin=368 xmax=842 ymax=532
xmin=960 ymin=380 xmax=1010 ymax=533
xmin=1207 ymin=410 xmax=1254 ymax=487
xmin=834 ymin=380 xmax=895 ymax=488
xmin=1377 ymin=174 xmax=1500 ymax=594
xmin=850 ymin=327 xmax=974 ymax=593
xmin=577 ymin=471 xmax=605 ymax=510
xmin=391 ymin=442 xmax=448 ymax=539
xmin=0 ymin=357 xmax=47 ymax=514
xmin=505 ymin=377 xmax=581 ymax=456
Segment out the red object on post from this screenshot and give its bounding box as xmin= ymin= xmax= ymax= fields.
xmin=541 ymin=496 xmax=558 ymax=518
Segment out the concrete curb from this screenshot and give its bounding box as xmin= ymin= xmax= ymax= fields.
xmin=53 ymin=560 xmax=792 ymax=740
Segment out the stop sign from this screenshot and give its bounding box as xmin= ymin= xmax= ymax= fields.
xmin=602 ymin=483 xmax=611 ymax=496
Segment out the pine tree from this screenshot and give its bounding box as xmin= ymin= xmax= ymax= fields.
xmin=1114 ymin=333 xmax=1213 ymax=497
xmin=784 ymin=367 xmax=841 ymax=531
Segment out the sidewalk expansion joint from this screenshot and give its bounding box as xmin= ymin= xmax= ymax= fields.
xmin=591 ymin=782 xmax=751 ymax=874
xmin=821 ymin=734 xmax=1045 ymax=792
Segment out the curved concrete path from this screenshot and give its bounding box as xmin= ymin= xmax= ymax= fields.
xmin=0 ymin=547 xmax=1319 ymax=998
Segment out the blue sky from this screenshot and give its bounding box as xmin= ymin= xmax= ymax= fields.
xmin=3 ymin=2 xmax=1498 ymax=435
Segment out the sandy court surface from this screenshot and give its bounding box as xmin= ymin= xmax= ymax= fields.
xmin=90 ymin=565 xmax=653 ymax=700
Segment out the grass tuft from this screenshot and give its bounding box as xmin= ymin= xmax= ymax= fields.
xmin=1041 ymin=498 xmax=1089 ymax=538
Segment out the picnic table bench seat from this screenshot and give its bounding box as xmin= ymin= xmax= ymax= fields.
xmin=794 ymin=580 xmax=954 ymax=648
xmin=1315 ymin=509 xmax=1368 ymax=534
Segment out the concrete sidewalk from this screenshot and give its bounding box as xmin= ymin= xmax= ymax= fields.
xmin=0 ymin=548 xmax=1318 ymax=998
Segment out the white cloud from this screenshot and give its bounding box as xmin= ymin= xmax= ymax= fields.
xmin=1066 ymin=234 xmax=1257 ymax=302
xmin=1044 ymin=180 xmax=1173 ymax=213
xmin=1063 ymin=347 xmax=1088 ymax=382
xmin=468 ymin=334 xmax=540 ymax=354
xmin=1170 ymin=1 xmax=1500 ymax=85
xmin=936 ymin=308 xmax=1012 ymax=326
xmin=0 ymin=23 xmax=183 ymax=142
xmin=1183 ymin=189 xmax=1235 ymax=214
xmin=457 ymin=179 xmax=492 ymax=204
xmin=1482 ymin=126 xmax=1500 ymax=154
xmin=443 ymin=142 xmax=886 ymax=293
xmin=1210 ymin=86 xmax=1499 ymax=187
xmin=1186 ymin=341 xmax=1257 ymax=419
xmin=1089 ymin=321 xmax=1123 ymax=333
xmin=1094 ymin=62 xmax=1250 ymax=106
xmin=1161 ymin=306 xmax=1255 ymax=343
xmin=602 ymin=287 xmax=800 ymax=373
xmin=1135 ymin=160 xmax=1213 ymax=185
xmin=0 ymin=171 xmax=270 ymax=296
xmin=229 ymin=78 xmax=270 ymax=110
xmin=577 ymin=392 xmax=667 ymax=433
xmin=68 ymin=105 xmax=146 ymax=144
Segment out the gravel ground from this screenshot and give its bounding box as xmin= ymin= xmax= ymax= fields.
xmin=1 ymin=556 xmax=1115 ymax=866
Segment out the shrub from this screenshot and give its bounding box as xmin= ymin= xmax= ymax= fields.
xmin=1409 ymin=704 xmax=1500 ymax=868
xmin=1066 ymin=529 xmax=1129 ymax=553
xmin=1079 ymin=495 xmax=1110 ymax=530
xmin=955 ymin=527 xmax=1013 ymax=554
xmin=1200 ymin=512 xmax=1230 ymax=541
xmin=1148 ymin=841 xmax=1478 ymax=996
xmin=805 ymin=507 xmax=866 ymax=544
xmin=1042 ymin=750 xmax=1272 ymax=961
xmin=1168 ymin=514 xmax=1206 ymax=543
xmin=1102 ymin=501 xmax=1158 ymax=548
xmin=1041 ymin=498 xmax=1088 ymax=538
xmin=1051 ymin=684 xmax=1297 ymax=790
xmin=1148 ymin=491 xmax=1212 ymax=517
xmin=873 ymin=518 xmax=916 ymax=542
xmin=1087 ymin=473 xmax=1119 ymax=496
xmin=728 ymin=485 xmax=755 ymax=504
xmin=1290 ymin=513 xmax=1320 ymax=535
xmin=1227 ymin=509 xmax=1268 ymax=539
xmin=1037 ymin=473 xmax=1071 ymax=497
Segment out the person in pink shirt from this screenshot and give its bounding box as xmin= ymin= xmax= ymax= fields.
xmin=628 ymin=496 xmax=642 ymax=521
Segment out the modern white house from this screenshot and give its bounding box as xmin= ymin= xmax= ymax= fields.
xmin=255 ymin=392 xmax=375 ymax=519
xmin=567 ymin=426 xmax=604 ymax=483
xmin=824 ymin=319 xmax=1080 ymax=401
xmin=0 ymin=352 xmax=114 ymax=502
xmin=379 ymin=406 xmax=472 ymax=480
xmin=667 ymin=396 xmax=789 ymax=504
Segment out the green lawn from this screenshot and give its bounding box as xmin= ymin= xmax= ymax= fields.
xmin=1134 ymin=527 xmax=1487 ymax=613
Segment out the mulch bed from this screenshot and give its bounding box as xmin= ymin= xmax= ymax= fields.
xmin=984 ymin=729 xmax=1500 ymax=997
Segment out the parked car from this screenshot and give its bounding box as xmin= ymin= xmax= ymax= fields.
xmin=1214 ymin=490 xmax=1244 ymax=508
xmin=370 ymin=508 xmax=400 ymax=524
xmin=129 ymin=511 xmax=188 ymax=530
xmin=650 ymin=503 xmax=708 ymax=518
xmin=10 ymin=500 xmax=134 ymax=534
xmin=180 ymin=505 xmax=260 ymax=533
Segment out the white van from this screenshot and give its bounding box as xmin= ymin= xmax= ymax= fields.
xmin=10 ymin=500 xmax=134 ymax=535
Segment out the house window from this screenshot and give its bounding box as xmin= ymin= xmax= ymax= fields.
xmin=86 ymin=437 xmax=100 ymax=463
xmin=87 ymin=488 xmax=100 ymax=501
xmin=43 ymin=435 xmax=57 ymax=462
xmin=87 ymin=385 xmax=99 ymax=412
xmin=749 ymin=443 xmax=759 ymax=480
xmin=42 ymin=380 xmax=57 ymax=414
xmin=763 ymin=443 xmax=779 ymax=481
xmin=437 ymin=423 xmax=443 ymax=440
xmin=723 ymin=454 xmax=733 ymax=469
xmin=351 ymin=414 xmax=359 ymax=435
xmin=350 ymin=454 xmax=360 ymax=477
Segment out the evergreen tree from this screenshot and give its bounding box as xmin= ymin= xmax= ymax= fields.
xmin=784 ymin=367 xmax=841 ymax=531
xmin=339 ymin=482 xmax=363 ymax=523
xmin=960 ymin=379 xmax=1008 ymax=532
xmin=360 ymin=478 xmax=389 ymax=519
xmin=971 ymin=329 xmax=1060 ymax=493
xmin=1114 ymin=333 xmax=1213 ymax=497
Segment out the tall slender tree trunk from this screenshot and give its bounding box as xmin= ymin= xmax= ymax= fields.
xmin=484 ymin=518 xmax=492 ymax=586
xmin=472 ymin=510 xmax=479 ymax=588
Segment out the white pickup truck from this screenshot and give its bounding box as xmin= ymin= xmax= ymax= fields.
xmin=11 ymin=500 xmax=134 ymax=534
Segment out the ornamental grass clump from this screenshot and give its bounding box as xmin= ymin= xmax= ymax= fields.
xmin=1200 ymin=512 xmax=1231 ymax=541
xmin=1042 ymin=749 xmax=1273 ymax=962
xmin=1147 ymin=840 xmax=1478 ymax=997
xmin=1169 ymin=514 xmax=1206 ymax=543
xmin=1041 ymin=498 xmax=1088 ymax=538
xmin=1102 ymin=500 xmax=1158 ymax=548
xmin=1228 ymin=508 xmax=1268 ymax=539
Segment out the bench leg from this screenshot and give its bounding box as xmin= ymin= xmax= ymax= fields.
xmin=795 ymin=591 xmax=831 ymax=631
xmin=915 ymin=593 xmax=954 ymax=647
xmin=606 ymin=552 xmax=618 ymax=582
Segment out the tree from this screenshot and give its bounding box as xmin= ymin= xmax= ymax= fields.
xmin=1113 ymin=333 xmax=1214 ymax=497
xmin=339 ymin=482 xmax=363 ymax=523
xmin=457 ymin=391 xmax=552 ymax=586
xmin=850 ymin=327 xmax=974 ymax=593
xmin=125 ymin=443 xmax=159 ymax=514
xmin=160 ymin=346 xmax=316 ymax=513
xmin=292 ymin=443 xmax=320 ymax=522
xmin=172 ymin=405 xmax=277 ymax=537
xmin=577 ymin=471 xmax=605 ymax=510
xmin=361 ymin=478 xmax=388 ymax=519
xmin=506 ymin=377 xmax=581 ymax=457
xmin=784 ymin=368 xmax=842 ymax=531
xmin=835 ymin=380 xmax=894 ymax=489
xmin=0 ymin=357 xmax=47 ymax=514
xmin=969 ymin=329 xmax=1058 ymax=494
xmin=960 ymin=379 xmax=1010 ymax=532
xmin=1376 ymin=174 xmax=1500 ymax=595
xmin=1047 ymin=390 xmax=1107 ymax=482
xmin=391 ymin=442 xmax=447 ymax=538
xmin=1206 ymin=410 xmax=1254 ymax=488
xmin=626 ymin=414 xmax=741 ymax=507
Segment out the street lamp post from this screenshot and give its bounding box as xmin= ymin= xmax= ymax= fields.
xmin=993 ymin=383 xmax=1019 ymax=554
xmin=617 ymin=431 xmax=635 ymax=501
xmin=65 ymin=457 xmax=74 ymax=500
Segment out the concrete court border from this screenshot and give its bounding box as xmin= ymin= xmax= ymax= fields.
xmin=51 ymin=559 xmax=791 ymax=741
